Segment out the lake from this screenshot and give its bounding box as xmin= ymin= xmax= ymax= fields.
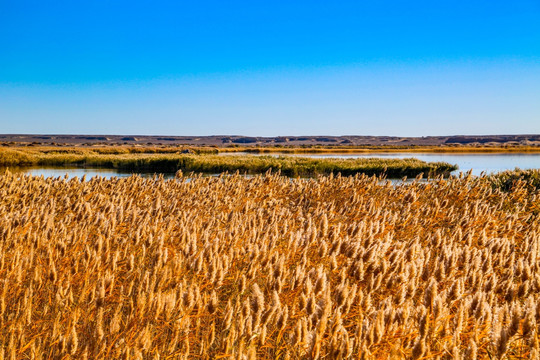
xmin=1 ymin=153 xmax=539 ymax=179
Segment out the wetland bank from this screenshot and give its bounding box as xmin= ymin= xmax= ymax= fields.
xmin=1 ymin=143 xmax=540 ymax=359
xmin=0 ymin=146 xmax=457 ymax=178
xmin=1 ymin=168 xmax=540 ymax=359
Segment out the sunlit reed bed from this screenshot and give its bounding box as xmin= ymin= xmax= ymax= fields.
xmin=0 ymin=170 xmax=539 ymax=359
xmin=0 ymin=148 xmax=457 ymax=177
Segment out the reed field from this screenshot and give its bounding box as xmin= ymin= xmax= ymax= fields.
xmin=0 ymin=170 xmax=539 ymax=359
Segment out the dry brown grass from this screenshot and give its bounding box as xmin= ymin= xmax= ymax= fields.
xmin=0 ymin=171 xmax=539 ymax=359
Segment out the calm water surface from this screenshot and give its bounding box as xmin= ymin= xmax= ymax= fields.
xmin=1 ymin=153 xmax=539 ymax=179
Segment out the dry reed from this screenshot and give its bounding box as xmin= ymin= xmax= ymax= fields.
xmin=0 ymin=170 xmax=538 ymax=359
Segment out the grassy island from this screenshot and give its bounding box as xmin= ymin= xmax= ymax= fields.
xmin=0 ymin=147 xmax=457 ymax=177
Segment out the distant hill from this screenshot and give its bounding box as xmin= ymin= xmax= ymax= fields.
xmin=1 ymin=134 xmax=539 ymax=147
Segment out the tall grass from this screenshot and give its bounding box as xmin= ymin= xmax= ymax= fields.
xmin=0 ymin=170 xmax=538 ymax=358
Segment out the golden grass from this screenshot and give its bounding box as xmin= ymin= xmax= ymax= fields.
xmin=0 ymin=171 xmax=539 ymax=359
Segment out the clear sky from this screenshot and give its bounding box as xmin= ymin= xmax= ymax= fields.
xmin=1 ymin=0 xmax=539 ymax=136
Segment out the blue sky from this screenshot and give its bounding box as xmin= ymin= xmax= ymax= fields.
xmin=1 ymin=0 xmax=539 ymax=136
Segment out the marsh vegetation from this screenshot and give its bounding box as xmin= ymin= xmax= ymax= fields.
xmin=0 ymin=147 xmax=457 ymax=177
xmin=0 ymin=170 xmax=539 ymax=359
